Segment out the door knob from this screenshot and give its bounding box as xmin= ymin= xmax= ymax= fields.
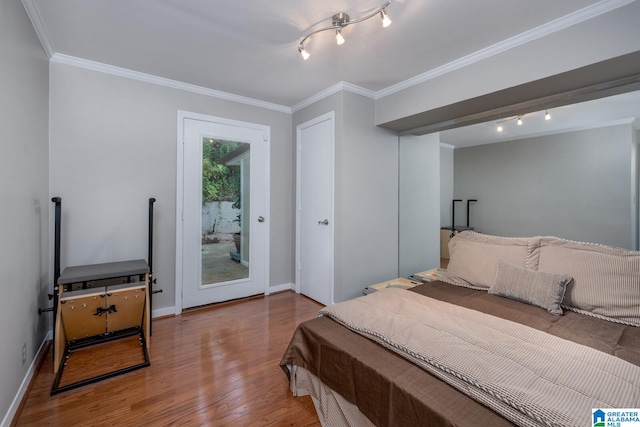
xmin=318 ymin=219 xmax=329 ymax=225
xmin=257 ymin=216 xmax=265 ymax=222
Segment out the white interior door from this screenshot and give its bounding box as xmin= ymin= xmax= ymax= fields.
xmin=178 ymin=113 xmax=269 ymax=310
xmin=296 ymin=112 xmax=334 ymax=306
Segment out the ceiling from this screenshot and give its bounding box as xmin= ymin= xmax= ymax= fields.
xmin=24 ymin=0 xmax=640 ymax=145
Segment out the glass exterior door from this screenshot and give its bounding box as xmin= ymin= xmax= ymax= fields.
xmin=200 ymin=138 xmax=250 ymax=286
xmin=181 ymin=116 xmax=268 ymax=309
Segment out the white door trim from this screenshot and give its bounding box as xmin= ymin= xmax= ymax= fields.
xmin=176 ymin=110 xmax=270 ymax=314
xmin=295 ymin=111 xmax=335 ymax=305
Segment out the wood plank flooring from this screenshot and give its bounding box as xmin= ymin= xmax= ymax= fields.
xmin=13 ymin=291 xmax=323 ymax=427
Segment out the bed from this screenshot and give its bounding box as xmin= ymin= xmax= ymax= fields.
xmin=280 ymin=231 xmax=640 ymax=427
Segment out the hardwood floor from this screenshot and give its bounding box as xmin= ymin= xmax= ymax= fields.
xmin=13 ymin=291 xmax=323 ymax=427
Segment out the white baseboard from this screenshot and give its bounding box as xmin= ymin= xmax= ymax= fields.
xmin=1 ymin=304 xmax=173 ymax=426
xmin=1 ymin=331 xmax=52 ymax=427
xmin=1 ymin=305 xmax=177 ymax=426
xmin=152 ymin=306 xmax=176 ymax=318
xmin=3 ymin=285 xmax=296 ymax=425
xmin=266 ymin=283 xmax=293 ymax=295
xmin=159 ymin=283 xmax=294 ymax=316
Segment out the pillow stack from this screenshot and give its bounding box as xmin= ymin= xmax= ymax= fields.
xmin=442 ymin=231 xmax=640 ymax=325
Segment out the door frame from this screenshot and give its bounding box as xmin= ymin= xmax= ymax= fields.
xmin=176 ymin=110 xmax=270 ymax=315
xmin=295 ymin=111 xmax=335 ymax=304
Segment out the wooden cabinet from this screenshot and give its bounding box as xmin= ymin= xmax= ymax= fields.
xmin=440 ymin=229 xmax=455 ymax=259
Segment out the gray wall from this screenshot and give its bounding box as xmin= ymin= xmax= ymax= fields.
xmin=292 ymin=91 xmax=399 ymax=303
xmin=339 ymin=92 xmax=398 ymax=300
xmin=632 ymin=122 xmax=639 ymax=250
xmin=440 ymin=144 xmax=454 ymax=227
xmin=49 ymin=62 xmax=293 ymax=315
xmin=454 ymin=124 xmax=634 ymax=249
xmin=399 ymin=134 xmax=441 ymax=277
xmin=0 ymin=0 xmax=50 ymax=422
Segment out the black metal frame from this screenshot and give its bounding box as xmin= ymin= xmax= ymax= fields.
xmin=466 ymin=199 xmax=478 ymax=227
xmin=48 ymin=197 xmax=157 ymax=395
xmin=51 ymin=319 xmax=150 ymax=395
xmin=148 ymin=197 xmax=159 ymax=336
xmin=451 ymin=199 xmax=462 ymax=237
xmin=51 ymin=197 xmax=62 ymax=355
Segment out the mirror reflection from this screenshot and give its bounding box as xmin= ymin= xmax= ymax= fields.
xmin=400 ymin=90 xmax=640 ymax=275
xmin=441 ymin=89 xmax=640 ymax=249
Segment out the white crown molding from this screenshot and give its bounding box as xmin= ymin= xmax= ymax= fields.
xmin=21 ymin=0 xmax=54 ymax=57
xmin=23 ymin=0 xmax=290 ymax=112
xmin=375 ymin=0 xmax=635 ymax=99
xmin=291 ymin=81 xmax=375 ymax=113
xmin=22 ymin=0 xmax=633 ymax=115
xmin=292 ymin=0 xmax=634 ymax=111
xmin=439 ymin=143 xmax=455 ymax=150
xmin=291 ymin=83 xmax=342 ymax=113
xmin=342 ymin=82 xmax=377 ymax=100
xmin=50 ymin=54 xmax=292 ymax=114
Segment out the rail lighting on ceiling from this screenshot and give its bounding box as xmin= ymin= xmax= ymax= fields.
xmin=298 ymin=1 xmax=392 ymax=60
xmin=495 ymin=109 xmax=552 ymax=132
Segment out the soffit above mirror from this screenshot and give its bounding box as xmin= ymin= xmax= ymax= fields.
xmin=379 ymin=51 xmax=640 ymax=137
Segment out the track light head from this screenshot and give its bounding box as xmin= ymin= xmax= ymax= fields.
xmin=298 ymin=45 xmax=310 ymax=60
xmin=517 ymin=116 xmax=523 ymax=126
xmin=545 ymin=110 xmax=551 ymax=120
xmin=381 ymin=7 xmax=392 ymax=27
xmin=336 ymin=30 xmax=345 ymax=45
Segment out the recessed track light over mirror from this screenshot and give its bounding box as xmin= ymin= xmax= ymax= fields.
xmin=495 ymin=110 xmax=553 ymax=132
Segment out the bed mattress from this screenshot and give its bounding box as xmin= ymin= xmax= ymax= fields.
xmin=281 ymin=281 xmax=640 ymax=426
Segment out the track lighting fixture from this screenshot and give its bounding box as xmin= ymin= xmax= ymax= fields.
xmin=298 ymin=1 xmax=392 ymax=60
xmin=495 ymin=109 xmax=553 ymax=132
xmin=298 ymin=45 xmax=310 ymax=60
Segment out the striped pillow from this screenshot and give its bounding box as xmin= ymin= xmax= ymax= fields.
xmin=489 ymin=261 xmax=571 ymax=315
xmin=532 ymin=237 xmax=640 ymax=326
xmin=443 ymin=231 xmax=535 ymax=289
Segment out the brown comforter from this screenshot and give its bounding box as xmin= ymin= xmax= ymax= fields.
xmin=280 ymin=281 xmax=640 ymax=426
